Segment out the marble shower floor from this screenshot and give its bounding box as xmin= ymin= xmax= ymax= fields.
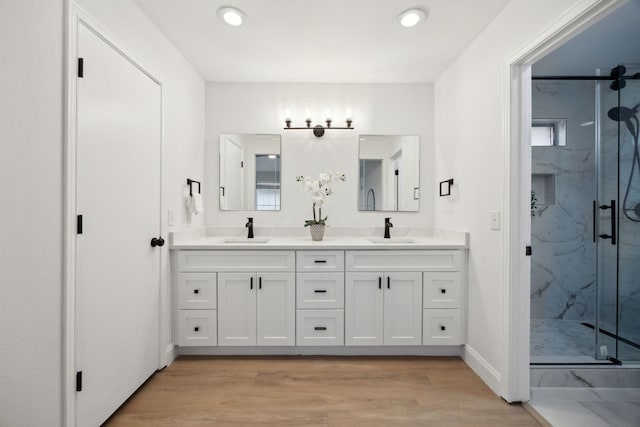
xmin=529 ymin=388 xmax=640 ymax=427
xmin=531 ymin=319 xmax=640 ymax=363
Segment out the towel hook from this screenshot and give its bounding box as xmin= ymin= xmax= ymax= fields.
xmin=187 ymin=178 xmax=201 ymax=196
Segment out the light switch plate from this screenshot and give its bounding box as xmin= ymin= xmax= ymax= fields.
xmin=490 ymin=211 xmax=500 ymax=230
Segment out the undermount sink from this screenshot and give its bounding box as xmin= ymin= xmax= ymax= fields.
xmin=367 ymin=237 xmax=417 ymax=244
xmin=223 ymin=238 xmax=271 ymax=244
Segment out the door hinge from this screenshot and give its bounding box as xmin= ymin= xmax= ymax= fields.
xmin=525 ymin=245 xmax=532 ymax=256
xmin=77 ymin=215 xmax=83 ymax=235
xmin=77 ymin=57 xmax=84 ymax=78
xmin=76 ymin=371 xmax=83 ymax=392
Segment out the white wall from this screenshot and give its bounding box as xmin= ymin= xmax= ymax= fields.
xmin=0 ymin=2 xmax=65 ymax=425
xmin=0 ymin=1 xmax=204 ymax=424
xmin=205 ymin=83 xmax=434 ymax=228
xmin=433 ymin=0 xmax=606 ymax=396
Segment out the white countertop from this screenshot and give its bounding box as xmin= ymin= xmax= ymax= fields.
xmin=169 ymin=227 xmax=468 ymax=250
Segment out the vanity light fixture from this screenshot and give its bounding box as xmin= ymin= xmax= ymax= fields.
xmin=284 ymin=117 xmax=354 ymax=138
xmin=217 ymin=6 xmax=246 ymax=27
xmin=398 ymin=8 xmax=426 ymax=28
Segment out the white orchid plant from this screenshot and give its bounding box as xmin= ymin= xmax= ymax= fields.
xmin=296 ymin=171 xmax=346 ymax=227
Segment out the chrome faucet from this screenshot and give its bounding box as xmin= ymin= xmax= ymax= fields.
xmin=384 ymin=217 xmax=393 ymax=239
xmin=246 ymin=217 xmax=254 ymax=239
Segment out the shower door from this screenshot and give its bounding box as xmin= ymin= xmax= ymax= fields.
xmin=596 ymin=65 xmax=640 ymax=362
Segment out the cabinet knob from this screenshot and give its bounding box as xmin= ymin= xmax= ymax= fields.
xmin=441 ymin=288 xmax=446 ymax=294
xmin=194 ymin=326 xmax=200 ymax=332
xmin=194 ymin=289 xmax=200 ymax=294
xmin=440 ymin=325 xmax=446 ymax=331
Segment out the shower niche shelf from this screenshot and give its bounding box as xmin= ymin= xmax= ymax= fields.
xmin=532 ymin=173 xmax=556 ymax=206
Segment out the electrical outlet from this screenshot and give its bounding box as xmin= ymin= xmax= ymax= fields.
xmin=490 ymin=211 xmax=501 ymax=230
xmin=167 ymin=210 xmax=175 ymax=226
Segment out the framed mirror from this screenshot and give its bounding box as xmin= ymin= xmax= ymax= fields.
xmin=358 ymin=135 xmax=419 ymax=211
xmin=219 ymin=134 xmax=281 ymax=211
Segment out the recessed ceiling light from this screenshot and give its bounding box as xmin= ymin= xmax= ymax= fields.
xmin=217 ymin=6 xmax=246 ymax=27
xmin=398 ymin=8 xmax=426 ymax=28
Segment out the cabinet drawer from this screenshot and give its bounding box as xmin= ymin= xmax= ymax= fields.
xmin=178 ymin=273 xmax=217 ymax=309
xmin=178 ymin=250 xmax=294 ymax=272
xmin=178 ymin=310 xmax=217 ymax=346
xmin=296 ymin=251 xmax=344 ymax=272
xmin=422 ymin=309 xmax=460 ymax=345
xmin=296 ymin=273 xmax=344 ymax=309
xmin=296 ymin=310 xmax=344 ymax=346
xmin=423 ymin=272 xmax=461 ymax=308
xmin=346 ymin=250 xmax=461 ymax=272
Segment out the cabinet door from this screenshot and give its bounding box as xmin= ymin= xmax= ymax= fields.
xmin=218 ymin=272 xmax=256 ymax=346
xmin=345 ymin=272 xmax=384 ymax=345
xmin=384 ymin=272 xmax=422 ymax=345
xmin=257 ymin=273 xmax=295 ymax=346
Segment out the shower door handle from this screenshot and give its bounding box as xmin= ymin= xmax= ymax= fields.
xmin=598 ymin=200 xmax=616 ymax=245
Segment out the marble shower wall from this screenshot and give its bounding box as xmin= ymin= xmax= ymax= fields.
xmin=531 ymin=81 xmax=597 ymax=322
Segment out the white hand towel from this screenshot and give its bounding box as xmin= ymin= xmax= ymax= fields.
xmin=191 ymin=193 xmax=204 ymax=215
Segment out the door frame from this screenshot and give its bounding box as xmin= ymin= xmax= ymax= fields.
xmin=504 ymin=0 xmax=622 ymax=401
xmin=63 ymin=3 xmax=167 ymax=425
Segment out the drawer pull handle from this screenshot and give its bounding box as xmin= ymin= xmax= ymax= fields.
xmin=314 ymin=289 xmax=327 ymax=293
xmin=378 ymin=277 xmax=382 ymax=289
xmin=314 ymin=326 xmax=327 ymax=331
xmin=194 ymin=326 xmax=200 ymax=332
xmin=314 ymin=260 xmax=327 ymax=264
xmin=440 ymin=325 xmax=446 ymax=331
xmin=194 ymin=289 xmax=200 ymax=294
xmin=259 ymin=277 xmax=262 ymax=290
xmin=250 ymin=277 xmax=253 ymax=290
xmin=440 ymin=289 xmax=446 ymax=294
xmin=387 ymin=276 xmax=390 ymax=289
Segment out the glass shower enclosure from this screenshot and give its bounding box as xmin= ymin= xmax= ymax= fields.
xmin=530 ymin=65 xmax=640 ymax=364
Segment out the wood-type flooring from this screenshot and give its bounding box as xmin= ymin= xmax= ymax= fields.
xmin=104 ymin=356 xmax=542 ymax=426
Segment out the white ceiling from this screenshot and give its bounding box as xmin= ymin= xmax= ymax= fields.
xmin=533 ymin=0 xmax=640 ymax=75
xmin=133 ymin=0 xmax=511 ymax=83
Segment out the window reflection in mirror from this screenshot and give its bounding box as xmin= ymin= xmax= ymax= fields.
xmin=358 ymin=135 xmax=419 ymax=212
xmin=219 ymin=134 xmax=281 ymax=211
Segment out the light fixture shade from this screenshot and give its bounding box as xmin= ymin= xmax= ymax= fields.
xmin=217 ymin=6 xmax=246 ymax=27
xmin=398 ymin=8 xmax=426 ymax=28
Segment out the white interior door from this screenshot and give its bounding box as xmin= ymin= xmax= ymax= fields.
xmin=75 ymin=22 xmax=161 ymax=426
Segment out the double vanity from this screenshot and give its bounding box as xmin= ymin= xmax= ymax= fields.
xmin=170 ymin=228 xmax=468 ymax=356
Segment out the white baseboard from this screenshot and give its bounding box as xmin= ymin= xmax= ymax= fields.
xmin=462 ymin=344 xmax=502 ymax=395
xmin=178 ymin=345 xmax=463 ymax=357
xmin=163 ymin=343 xmax=177 ymax=367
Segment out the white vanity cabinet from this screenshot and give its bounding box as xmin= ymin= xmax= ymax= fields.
xmin=173 ymin=245 xmax=465 ymax=352
xmin=218 ymin=272 xmax=295 ymax=346
xmin=175 ymin=250 xmax=295 ymax=347
xmin=422 ymin=272 xmax=462 ymax=345
xmin=345 ymin=250 xmax=464 ymax=346
xmin=345 ymin=272 xmax=422 ymax=345
xmin=176 ymin=273 xmax=218 ymax=346
xmin=295 ymin=251 xmax=345 ymax=346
